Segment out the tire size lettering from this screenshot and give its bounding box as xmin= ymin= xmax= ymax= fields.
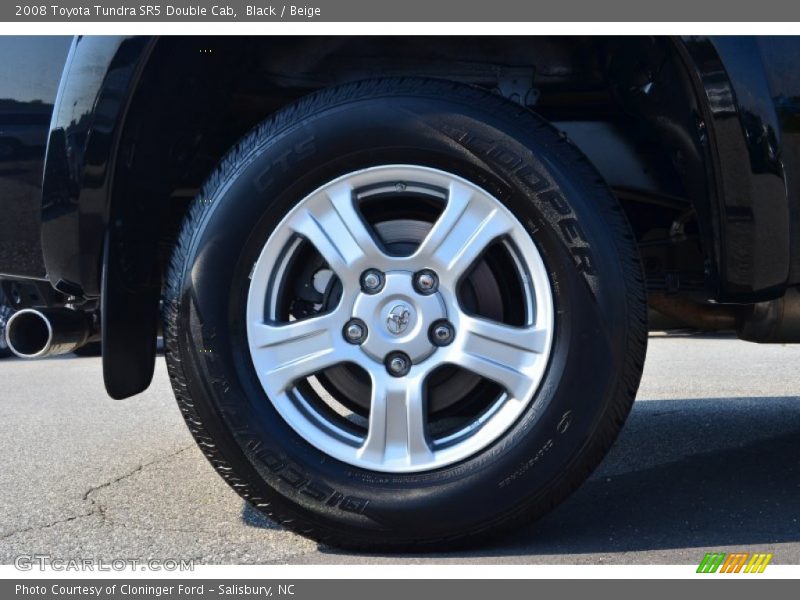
xmin=498 ymin=411 xmax=575 ymax=488
xmin=498 ymin=438 xmax=553 ymax=488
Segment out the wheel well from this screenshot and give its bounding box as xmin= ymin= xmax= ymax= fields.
xmin=113 ymin=36 xmax=713 ymax=301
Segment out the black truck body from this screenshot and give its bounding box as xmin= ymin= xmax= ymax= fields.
xmin=2 ymin=35 xmax=800 ymax=398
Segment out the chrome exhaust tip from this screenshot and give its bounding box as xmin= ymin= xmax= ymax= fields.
xmin=5 ymin=308 xmax=94 ymax=358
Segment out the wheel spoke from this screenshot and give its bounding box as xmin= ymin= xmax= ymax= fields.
xmin=288 ymin=182 xmax=386 ymax=280
xmin=415 ymin=180 xmax=513 ymax=280
xmin=358 ymin=374 xmax=433 ymax=467
xmin=250 ymin=313 xmax=347 ymax=393
xmin=458 ymin=317 xmax=548 ymax=400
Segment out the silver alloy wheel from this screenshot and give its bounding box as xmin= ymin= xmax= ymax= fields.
xmin=246 ymin=165 xmax=554 ymax=473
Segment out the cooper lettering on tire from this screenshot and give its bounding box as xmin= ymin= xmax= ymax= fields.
xmin=164 ymin=78 xmax=647 ymax=549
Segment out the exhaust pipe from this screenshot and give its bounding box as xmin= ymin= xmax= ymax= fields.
xmin=5 ymin=308 xmax=96 ymax=358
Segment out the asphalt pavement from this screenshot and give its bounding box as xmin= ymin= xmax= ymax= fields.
xmin=1 ymin=333 xmax=799 ymax=564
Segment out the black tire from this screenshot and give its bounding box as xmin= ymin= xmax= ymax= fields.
xmin=163 ymin=78 xmax=647 ymax=550
xmin=0 ymin=290 xmax=15 ymax=359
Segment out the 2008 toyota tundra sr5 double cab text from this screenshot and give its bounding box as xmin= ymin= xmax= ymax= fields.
xmin=2 ymin=36 xmax=799 ymax=550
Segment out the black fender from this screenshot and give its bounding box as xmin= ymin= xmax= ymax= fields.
xmin=42 ymin=35 xmax=158 ymax=398
xmin=676 ymin=36 xmax=793 ymax=302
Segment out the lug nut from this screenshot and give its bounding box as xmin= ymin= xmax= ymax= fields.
xmin=385 ymin=351 xmax=411 ymax=377
xmin=360 ymin=269 xmax=385 ymax=294
xmin=430 ymin=320 xmax=455 ymax=347
xmin=413 ymin=269 xmax=439 ymax=295
xmin=343 ymin=319 xmax=367 ymax=344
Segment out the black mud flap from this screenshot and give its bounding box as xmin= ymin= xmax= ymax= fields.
xmin=101 ymin=232 xmax=160 ymax=399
